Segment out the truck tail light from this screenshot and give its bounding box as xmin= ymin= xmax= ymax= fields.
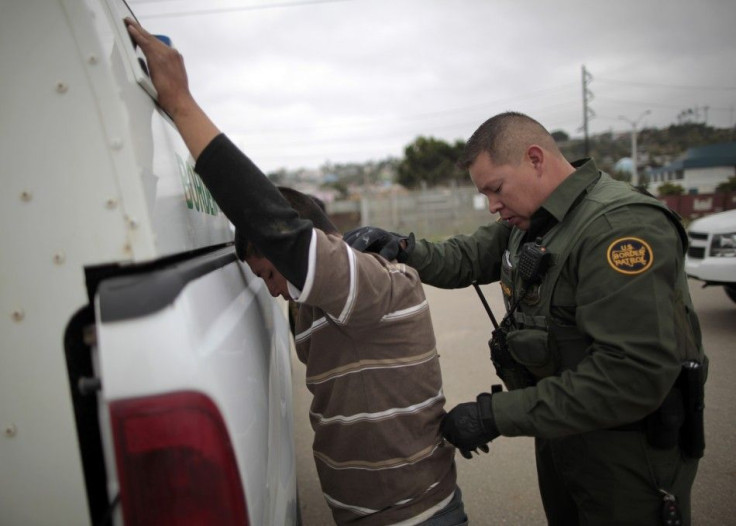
xmin=110 ymin=391 xmax=249 ymax=525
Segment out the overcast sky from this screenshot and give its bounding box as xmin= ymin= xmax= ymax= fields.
xmin=128 ymin=0 xmax=736 ymax=173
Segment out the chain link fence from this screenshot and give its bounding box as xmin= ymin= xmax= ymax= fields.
xmin=328 ymin=185 xmax=498 ymax=241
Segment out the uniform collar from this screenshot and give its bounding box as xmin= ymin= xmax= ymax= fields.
xmin=527 ymin=158 xmax=600 ymax=238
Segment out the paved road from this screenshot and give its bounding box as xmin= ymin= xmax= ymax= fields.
xmin=291 ymin=280 xmax=735 ymax=525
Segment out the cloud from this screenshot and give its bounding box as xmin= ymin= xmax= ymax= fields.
xmin=130 ymin=0 xmax=736 ymax=171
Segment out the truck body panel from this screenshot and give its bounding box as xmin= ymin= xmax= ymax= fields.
xmin=0 ymin=1 xmax=297 ymax=523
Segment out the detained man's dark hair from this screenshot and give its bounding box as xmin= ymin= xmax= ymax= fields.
xmin=235 ymin=186 xmax=338 ymax=260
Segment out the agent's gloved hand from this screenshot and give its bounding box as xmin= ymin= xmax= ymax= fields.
xmin=441 ymin=393 xmax=499 ymax=459
xmin=343 ymin=226 xmax=415 ymax=262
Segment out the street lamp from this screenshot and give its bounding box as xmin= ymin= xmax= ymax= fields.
xmin=619 ymin=110 xmax=651 ymax=187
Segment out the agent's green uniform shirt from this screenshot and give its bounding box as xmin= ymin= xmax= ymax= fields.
xmin=408 ymin=158 xmax=704 ymax=436
xmin=409 ymin=159 xmax=705 ymax=524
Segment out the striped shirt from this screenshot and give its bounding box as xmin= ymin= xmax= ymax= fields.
xmin=193 ymin=135 xmax=457 ymax=525
xmin=290 ymin=229 xmax=457 ymax=525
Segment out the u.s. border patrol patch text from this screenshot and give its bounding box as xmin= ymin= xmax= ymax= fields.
xmin=607 ymin=237 xmax=653 ymax=275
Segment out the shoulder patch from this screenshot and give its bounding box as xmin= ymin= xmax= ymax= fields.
xmin=606 ymin=237 xmax=653 ymax=275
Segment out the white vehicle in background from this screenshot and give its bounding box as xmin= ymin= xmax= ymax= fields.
xmin=685 ymin=209 xmax=736 ymax=304
xmin=1 ymin=1 xmax=298 ymax=524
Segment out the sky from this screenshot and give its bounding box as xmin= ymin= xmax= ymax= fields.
xmin=128 ymin=0 xmax=736 ymax=173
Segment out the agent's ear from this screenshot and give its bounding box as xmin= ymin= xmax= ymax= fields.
xmin=527 ymin=145 xmax=544 ymax=173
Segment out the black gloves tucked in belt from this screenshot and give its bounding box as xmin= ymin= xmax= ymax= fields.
xmin=343 ymin=226 xmax=415 ymax=262
xmin=441 ymin=392 xmax=500 ymax=459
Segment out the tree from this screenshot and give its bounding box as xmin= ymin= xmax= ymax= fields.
xmin=397 ymin=136 xmax=465 ymax=188
xmin=715 ymin=176 xmax=736 ymax=193
xmin=657 ymin=182 xmax=685 ymax=196
xmin=551 ymin=130 xmax=570 ymax=142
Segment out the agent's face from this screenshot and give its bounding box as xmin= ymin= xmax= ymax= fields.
xmin=245 ymin=255 xmax=291 ymax=300
xmin=469 ymin=150 xmax=548 ymax=231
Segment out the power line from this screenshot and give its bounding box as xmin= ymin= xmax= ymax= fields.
xmin=218 ymin=83 xmax=579 ymax=136
xmin=596 ymin=77 xmax=736 ymax=92
xmin=593 ymin=96 xmax=692 ymax=110
xmin=231 ymin=102 xmax=584 ymax=150
xmin=596 ymin=95 xmax=734 ymax=111
xmin=129 ymin=0 xmax=184 ymax=4
xmin=132 ymin=0 xmax=359 ymax=19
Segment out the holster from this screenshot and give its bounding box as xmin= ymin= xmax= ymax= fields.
xmin=489 ymin=327 xmax=537 ymax=391
xmin=679 ymin=361 xmax=705 ymax=458
xmin=645 ymin=388 xmax=684 ymax=449
xmin=644 ymin=361 xmax=705 ymax=459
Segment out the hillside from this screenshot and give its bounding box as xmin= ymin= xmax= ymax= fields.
xmin=271 ymin=123 xmax=736 ymax=192
xmin=558 ymin=123 xmax=736 ymax=175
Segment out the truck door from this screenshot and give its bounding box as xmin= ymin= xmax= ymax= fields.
xmin=93 ymin=247 xmax=298 ymax=525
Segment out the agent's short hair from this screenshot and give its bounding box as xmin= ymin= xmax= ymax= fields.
xmin=457 ymin=111 xmax=559 ymax=169
xmin=235 ymin=186 xmax=338 ymax=260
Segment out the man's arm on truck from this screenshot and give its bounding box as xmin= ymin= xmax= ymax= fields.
xmin=125 ymin=18 xmax=312 ymax=290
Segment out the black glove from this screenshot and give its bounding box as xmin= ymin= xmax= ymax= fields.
xmin=234 ymin=228 xmax=248 ymax=261
xmin=441 ymin=393 xmax=499 ymax=459
xmin=343 ymin=227 xmax=415 ymax=262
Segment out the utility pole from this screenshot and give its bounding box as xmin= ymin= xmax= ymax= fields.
xmin=619 ymin=110 xmax=651 ymax=187
xmin=581 ymin=65 xmax=594 ymax=157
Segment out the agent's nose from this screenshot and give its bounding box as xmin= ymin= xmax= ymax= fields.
xmin=487 ymin=196 xmax=502 ymax=214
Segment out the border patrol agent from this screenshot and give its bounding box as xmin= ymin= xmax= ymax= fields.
xmin=344 ymin=112 xmax=707 ymax=525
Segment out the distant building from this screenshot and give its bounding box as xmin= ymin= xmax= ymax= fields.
xmin=614 ymin=157 xmax=634 ymax=174
xmin=647 ymin=142 xmax=736 ymax=194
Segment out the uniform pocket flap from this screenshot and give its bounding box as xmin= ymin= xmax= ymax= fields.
xmin=506 ymin=329 xmax=551 ymax=368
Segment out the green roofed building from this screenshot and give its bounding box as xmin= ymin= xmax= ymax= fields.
xmin=648 ymin=142 xmax=736 ymax=194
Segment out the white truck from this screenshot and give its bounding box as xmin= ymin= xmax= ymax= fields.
xmin=1 ymin=1 xmax=299 ymax=524
xmin=685 ymin=209 xmax=736 ymax=304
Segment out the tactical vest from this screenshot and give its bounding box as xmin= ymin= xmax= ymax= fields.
xmin=496 ymin=172 xmax=697 ymax=389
